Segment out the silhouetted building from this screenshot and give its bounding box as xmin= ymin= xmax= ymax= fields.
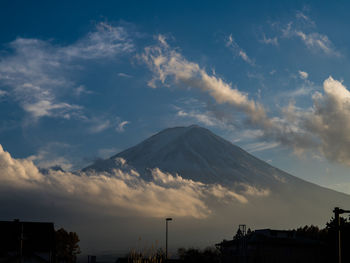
xmin=88 ymin=255 xmax=96 ymax=263
xmin=0 ymin=219 xmax=55 ymax=263
xmin=217 ymin=229 xmax=325 ymax=263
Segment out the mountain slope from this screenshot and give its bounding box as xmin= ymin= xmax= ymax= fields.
xmin=84 ymin=125 xmax=320 ymax=189
xmin=84 ymin=125 xmax=350 ymax=226
xmin=67 ymin=125 xmax=350 ymax=251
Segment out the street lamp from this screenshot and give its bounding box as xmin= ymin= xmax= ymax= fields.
xmin=333 ymin=207 xmax=350 ymax=263
xmin=165 ymin=218 xmax=172 ymax=260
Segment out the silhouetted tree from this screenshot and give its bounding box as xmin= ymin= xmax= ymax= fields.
xmin=125 ymin=248 xmax=165 ymax=263
xmin=55 ymin=228 xmax=81 ymax=263
xmin=233 ymin=228 xmax=243 ymax=240
xmin=325 ymin=215 xmax=350 ymax=263
xmin=296 ymin=225 xmax=326 ymax=240
xmin=295 ymin=216 xmax=350 ymax=263
xmin=246 ymin=228 xmax=252 ymax=235
xmin=177 ymin=247 xmax=221 ymax=263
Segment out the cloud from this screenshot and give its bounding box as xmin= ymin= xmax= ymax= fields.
xmin=0 ymin=90 xmax=7 ymax=97
xmin=265 ymin=76 xmax=350 ymax=166
xmin=98 ymin=148 xmax=119 ymax=158
xmin=260 ymin=34 xmax=278 ymax=46
xmin=140 ymin=35 xmax=316 ymax=156
xmin=0 ymin=145 xmax=268 ymax=219
xmin=86 ymin=116 xmax=130 ymax=134
xmin=282 ymin=86 xmax=313 ymax=98
xmin=141 ymin=36 xmax=350 ymax=166
xmin=244 ymin=141 xmax=280 ymax=153
xmin=296 ymin=76 xmax=350 ymax=165
xmin=330 ymin=182 xmax=350 ymax=195
xmin=74 ymin=85 xmax=93 ymax=96
xmin=177 ymin=110 xmax=218 ymax=127
xmin=237 ymin=183 xmax=271 ymax=197
xmin=0 ymin=22 xmax=134 ymax=121
xmin=116 ymin=120 xmax=130 ymax=133
xmin=172 ymin=98 xmax=239 ymax=132
xmin=117 ymin=72 xmax=132 ymax=78
xmin=88 ymin=119 xmax=111 ymax=134
xmin=295 ymin=11 xmax=316 ymax=27
xmin=61 ymin=22 xmax=134 ymax=60
xmin=27 ymin=142 xmax=75 ymax=171
xmin=298 ymin=70 xmax=308 ymax=79
xmin=29 ymin=154 xmax=72 ymax=172
xmin=226 ymin=35 xmax=255 ymax=66
xmin=141 ymin=35 xmax=268 ymax=126
xmin=175 ymin=106 xmax=238 ymax=132
xmin=23 ymin=100 xmax=83 ymax=119
xmin=280 ymin=17 xmax=340 ymax=57
xmin=295 ymin=31 xmax=339 ymax=56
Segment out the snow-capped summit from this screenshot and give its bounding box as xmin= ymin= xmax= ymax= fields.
xmin=86 ymin=125 xmax=292 ymax=187
xmin=83 ymin=125 xmax=335 ymax=195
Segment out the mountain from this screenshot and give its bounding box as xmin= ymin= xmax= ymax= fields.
xmin=84 ymin=125 xmax=350 ymax=228
xmin=85 ymin=125 xmax=290 ymax=185
xmin=84 ymin=125 xmax=329 ymax=190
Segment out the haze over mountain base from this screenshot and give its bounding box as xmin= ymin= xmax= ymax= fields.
xmin=0 ymin=125 xmax=349 ymax=253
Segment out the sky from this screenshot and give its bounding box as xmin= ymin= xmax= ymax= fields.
xmin=4 ymin=0 xmax=350 ymax=254
xmin=2 ymin=1 xmax=350 ymax=195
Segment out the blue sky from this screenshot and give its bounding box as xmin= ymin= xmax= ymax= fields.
xmin=1 ymin=0 xmax=350 ymax=194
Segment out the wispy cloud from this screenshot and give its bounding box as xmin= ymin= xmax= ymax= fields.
xmin=98 ymin=147 xmax=119 ymax=158
xmin=244 ymin=141 xmax=280 ymax=153
xmin=260 ymin=33 xmax=278 ymax=46
xmin=0 ymin=22 xmax=134 ymax=121
xmin=295 ymin=10 xmax=316 ymax=27
xmin=226 ymin=34 xmax=255 ymax=66
xmin=295 ymin=31 xmax=339 ymax=56
xmin=177 ymin=110 xmax=218 ymax=127
xmin=141 ymin=35 xmax=267 ymax=126
xmin=171 ymin=98 xmax=239 ymax=131
xmin=116 ymin=120 xmax=130 ymax=133
xmin=60 ymin=23 xmax=134 ymax=59
xmin=86 ymin=116 xmax=130 ymax=134
xmin=28 ymin=142 xmax=74 ymax=171
xmin=0 ymin=90 xmax=7 ymax=97
xmin=280 ymin=12 xmax=340 ymax=57
xmin=88 ymin=119 xmax=112 ymax=134
xmin=74 ymin=85 xmax=93 ymax=97
xmin=283 ymin=86 xmax=313 ymax=98
xmin=298 ymin=70 xmax=308 ymax=79
xmin=330 ymin=182 xmax=350 ymax=195
xmin=117 ymin=72 xmax=132 ymax=78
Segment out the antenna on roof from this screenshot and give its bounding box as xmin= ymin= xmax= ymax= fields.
xmin=239 ymin=224 xmax=246 ymax=236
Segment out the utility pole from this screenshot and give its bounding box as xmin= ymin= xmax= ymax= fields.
xmin=239 ymin=225 xmax=247 ymax=263
xmin=165 ymin=218 xmax=172 ymax=261
xmin=20 ymin=223 xmax=23 ymax=263
xmin=333 ymin=207 xmax=350 ymax=263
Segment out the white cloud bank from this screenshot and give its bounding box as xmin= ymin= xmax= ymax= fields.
xmin=0 ymin=145 xmax=270 ymax=219
xmin=295 ymin=77 xmax=350 ymax=165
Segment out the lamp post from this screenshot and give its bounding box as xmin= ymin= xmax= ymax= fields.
xmin=333 ymin=207 xmax=350 ymax=263
xmin=165 ymin=218 xmax=172 ymax=260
